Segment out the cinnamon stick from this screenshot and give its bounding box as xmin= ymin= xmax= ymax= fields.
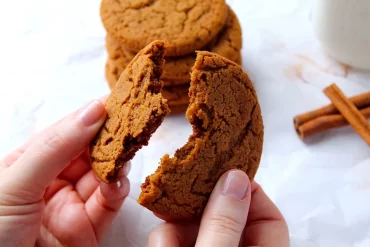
xmin=294 ymin=91 xmax=370 ymax=128
xmin=323 ymin=84 xmax=370 ymax=146
xmin=296 ymin=106 xmax=370 ymax=139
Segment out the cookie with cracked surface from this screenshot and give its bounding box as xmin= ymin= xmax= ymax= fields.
xmin=138 ymin=51 xmax=264 ymax=217
xmin=105 ymin=7 xmax=242 ymax=84
xmin=91 ymin=40 xmax=170 ymax=184
xmin=100 ymin=0 xmax=228 ymax=57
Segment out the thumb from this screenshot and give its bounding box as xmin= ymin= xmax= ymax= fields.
xmin=195 ymin=170 xmax=251 ymax=247
xmin=2 ymin=100 xmax=106 ymax=202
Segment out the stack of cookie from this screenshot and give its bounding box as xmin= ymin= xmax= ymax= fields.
xmin=101 ymin=0 xmax=243 ymax=114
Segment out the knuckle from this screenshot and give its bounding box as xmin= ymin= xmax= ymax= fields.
xmin=154 ymin=223 xmax=174 ymax=235
xmin=1 ymin=148 xmax=25 ymax=168
xmin=95 ymin=192 xmax=120 ymax=213
xmin=43 ymin=130 xmax=67 ymax=151
xmin=148 ymin=223 xmax=170 ymax=243
xmin=207 ymin=212 xmax=245 ymax=235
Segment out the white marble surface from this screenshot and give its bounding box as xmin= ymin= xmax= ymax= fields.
xmin=1 ymin=0 xmax=370 ymax=246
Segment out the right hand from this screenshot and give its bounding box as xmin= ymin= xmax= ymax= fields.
xmin=147 ymin=170 xmax=289 ymax=247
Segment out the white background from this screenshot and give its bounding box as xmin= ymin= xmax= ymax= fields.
xmin=0 ymin=0 xmax=370 ymax=246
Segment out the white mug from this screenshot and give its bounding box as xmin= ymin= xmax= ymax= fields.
xmin=312 ymin=0 xmax=370 ymax=71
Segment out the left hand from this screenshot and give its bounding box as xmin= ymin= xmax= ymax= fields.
xmin=0 ymin=99 xmax=130 ymax=247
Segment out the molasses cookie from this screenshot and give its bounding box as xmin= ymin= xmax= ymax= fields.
xmin=138 ymin=51 xmax=264 ymax=217
xmin=91 ymin=41 xmax=170 ymax=183
xmin=100 ymin=0 xmax=228 ymax=57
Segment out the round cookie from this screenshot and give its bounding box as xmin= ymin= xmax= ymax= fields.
xmin=105 ymin=7 xmax=242 ymax=84
xmin=138 ymin=51 xmax=264 ymax=218
xmin=100 ymin=0 xmax=228 ymax=57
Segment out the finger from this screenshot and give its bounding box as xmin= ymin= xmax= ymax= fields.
xmin=4 ymin=100 xmax=106 ymax=201
xmin=75 ymin=170 xmax=101 ymax=202
xmin=85 ymin=175 xmax=130 ymax=241
xmin=147 ymin=222 xmax=199 ymax=247
xmin=0 ymin=111 xmax=76 ymax=169
xmin=243 ymin=181 xmax=289 ymax=247
xmin=1 ymin=95 xmax=108 ymax=170
xmin=0 ymin=119 xmax=68 ymax=176
xmin=44 ymin=179 xmax=70 ymax=202
xmin=100 ymin=94 xmax=110 ymax=104
xmin=58 ymin=149 xmax=91 ymax=184
xmin=75 ymin=162 xmax=131 ymax=202
xmin=0 ymin=139 xmax=34 ymax=169
xmin=195 ymin=170 xmax=251 ymax=247
xmin=0 ymin=148 xmax=24 ymax=173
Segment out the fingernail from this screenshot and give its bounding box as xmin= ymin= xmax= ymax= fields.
xmin=77 ymin=100 xmax=105 ymax=126
xmin=221 ymin=170 xmax=249 ymax=200
xmin=115 ymin=162 xmax=131 ymax=180
xmin=123 ymin=162 xmax=131 ymax=177
xmin=100 ymin=176 xmax=130 ymax=200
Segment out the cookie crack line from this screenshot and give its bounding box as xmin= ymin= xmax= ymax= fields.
xmin=182 ymin=2 xmax=196 ymax=15
xmin=246 ymin=103 xmax=260 ymax=136
xmin=113 ymin=0 xmax=125 ymax=13
xmin=190 ymin=4 xmax=212 ymax=24
xmin=140 ymin=0 xmax=157 ymax=9
xmin=118 ymin=0 xmax=157 ymax=11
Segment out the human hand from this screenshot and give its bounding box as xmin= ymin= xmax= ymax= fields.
xmin=0 ymin=99 xmax=130 ymax=247
xmin=147 ymin=170 xmax=289 ymax=247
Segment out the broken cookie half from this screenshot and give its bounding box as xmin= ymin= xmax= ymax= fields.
xmin=138 ymin=51 xmax=264 ymax=218
xmin=90 ymin=40 xmax=170 ymax=184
